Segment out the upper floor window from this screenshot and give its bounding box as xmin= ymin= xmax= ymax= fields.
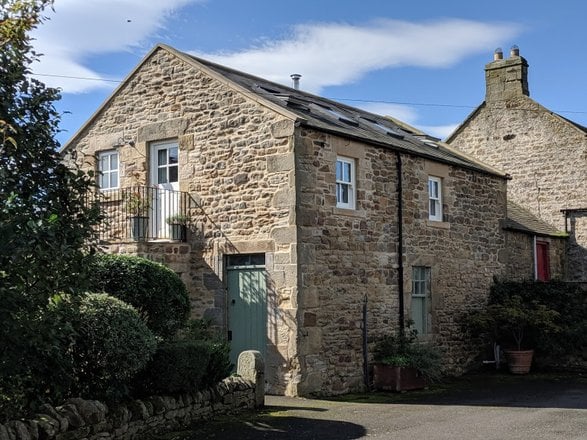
xmin=98 ymin=150 xmax=119 ymax=190
xmin=152 ymin=142 xmax=179 ymax=185
xmin=336 ymin=156 xmax=355 ymax=209
xmin=428 ymin=176 xmax=442 ymax=221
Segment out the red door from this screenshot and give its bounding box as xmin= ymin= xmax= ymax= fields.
xmin=536 ymin=241 xmax=550 ymax=281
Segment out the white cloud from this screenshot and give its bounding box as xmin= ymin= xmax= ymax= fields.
xmin=195 ymin=19 xmax=520 ymax=94
xmin=30 ymin=0 xmax=201 ymax=93
xmin=417 ymin=124 xmax=459 ymax=140
xmin=354 ymin=102 xmax=419 ymax=125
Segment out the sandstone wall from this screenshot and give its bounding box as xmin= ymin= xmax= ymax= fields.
xmin=66 ymin=47 xmax=299 ymax=394
xmin=448 ymin=96 xmax=587 ymax=281
xmin=502 ymin=231 xmax=566 ymax=281
xmin=295 ymin=128 xmax=508 ymax=394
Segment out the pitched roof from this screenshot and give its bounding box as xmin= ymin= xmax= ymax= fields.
xmin=505 ymin=200 xmax=566 ymax=237
xmin=62 ymin=44 xmax=506 ymax=177
xmin=183 ymin=49 xmax=505 ymax=177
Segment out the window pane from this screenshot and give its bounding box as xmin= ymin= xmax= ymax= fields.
xmin=411 ymin=297 xmax=425 ymax=334
xmin=110 ymin=153 xmax=118 ymax=170
xmin=100 ymin=156 xmax=108 ymax=172
xmin=429 ymin=180 xmax=438 ymax=198
xmin=336 ymin=161 xmax=342 ymax=181
xmin=343 ymin=162 xmax=351 ymax=182
xmin=339 ymin=183 xmax=349 ymax=203
xmin=169 ymin=165 xmax=178 ymax=183
xmin=430 ymin=200 xmax=436 ymax=216
xmin=100 ymin=173 xmax=107 ymax=189
xmin=158 ymin=167 xmax=167 ymax=184
xmin=169 ymin=147 xmax=178 ymax=164
xmin=110 ymin=172 xmax=118 ymax=189
xmin=158 ymin=149 xmax=167 ymax=166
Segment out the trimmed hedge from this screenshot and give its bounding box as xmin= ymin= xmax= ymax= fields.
xmin=87 ymin=254 xmax=190 ymax=338
xmin=50 ymin=293 xmax=157 ymax=400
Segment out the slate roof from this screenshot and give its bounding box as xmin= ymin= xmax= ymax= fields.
xmin=184 ymin=50 xmax=506 ymax=178
xmin=505 ymin=200 xmax=566 ymax=237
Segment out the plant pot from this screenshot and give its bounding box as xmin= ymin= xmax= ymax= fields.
xmin=504 ymin=349 xmax=534 ymax=374
xmin=373 ymin=364 xmax=427 ymax=392
xmin=130 ymin=216 xmax=149 ymax=241
xmin=170 ymin=223 xmax=186 ymax=241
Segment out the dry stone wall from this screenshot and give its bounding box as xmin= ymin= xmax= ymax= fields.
xmin=0 ymin=377 xmax=255 ymax=440
xmin=66 ymin=47 xmax=299 ymax=395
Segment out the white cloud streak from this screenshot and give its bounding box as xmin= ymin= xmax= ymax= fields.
xmin=31 ymin=0 xmax=200 ymax=93
xmin=195 ymin=19 xmax=520 ymax=94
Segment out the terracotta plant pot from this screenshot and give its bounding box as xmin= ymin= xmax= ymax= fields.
xmin=373 ymin=364 xmax=427 ymax=392
xmin=504 ymin=349 xmax=534 ymax=374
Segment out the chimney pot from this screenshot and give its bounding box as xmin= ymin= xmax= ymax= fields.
xmin=290 ymin=73 xmax=301 ymax=90
xmin=494 ymin=47 xmax=503 ymax=60
xmin=510 ymin=45 xmax=520 ymax=57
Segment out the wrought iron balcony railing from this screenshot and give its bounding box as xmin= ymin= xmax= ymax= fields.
xmin=97 ymin=186 xmax=191 ymax=243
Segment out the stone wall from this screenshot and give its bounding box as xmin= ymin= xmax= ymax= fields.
xmin=447 ymin=51 xmax=587 ymax=281
xmin=295 ymin=128 xmax=509 ymax=394
xmin=0 ymin=377 xmax=255 ymax=440
xmin=502 ymin=231 xmax=566 ymax=281
xmin=66 ymin=47 xmax=300 ymax=394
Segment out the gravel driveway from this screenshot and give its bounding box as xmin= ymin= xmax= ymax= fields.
xmin=155 ymin=373 xmax=587 ymax=440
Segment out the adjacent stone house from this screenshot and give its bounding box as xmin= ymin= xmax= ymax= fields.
xmin=64 ymin=44 xmax=512 ymax=396
xmin=447 ymin=46 xmax=581 ymax=281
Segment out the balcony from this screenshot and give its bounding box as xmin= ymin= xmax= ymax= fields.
xmin=97 ymin=186 xmax=193 ymax=243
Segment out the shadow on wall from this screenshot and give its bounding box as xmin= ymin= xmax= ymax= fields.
xmin=565 ymin=212 xmax=587 ymax=282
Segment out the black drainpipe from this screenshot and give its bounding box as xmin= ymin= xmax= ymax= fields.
xmin=396 ymin=151 xmax=405 ymax=336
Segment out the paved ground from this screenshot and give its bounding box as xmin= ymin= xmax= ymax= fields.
xmin=154 ymin=372 xmax=587 ymax=440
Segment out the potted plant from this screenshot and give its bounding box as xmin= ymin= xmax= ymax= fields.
xmin=372 ymin=328 xmax=442 ymax=391
xmin=124 ymin=189 xmax=151 ymax=241
xmin=465 ymin=287 xmax=560 ymax=374
xmin=166 ymin=213 xmax=189 ymax=241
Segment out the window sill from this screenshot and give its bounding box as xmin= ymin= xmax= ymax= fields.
xmin=426 ymin=220 xmax=450 ymax=230
xmin=334 ymin=207 xmax=365 ymax=217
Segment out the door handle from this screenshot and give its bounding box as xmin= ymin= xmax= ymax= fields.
xmin=228 ymin=331 xmax=232 ymax=341
xmin=231 ymin=299 xmax=236 ymax=305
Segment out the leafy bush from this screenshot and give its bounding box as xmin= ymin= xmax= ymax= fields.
xmin=134 ymin=319 xmax=233 ymax=396
xmin=482 ymin=281 xmax=586 ymax=359
xmin=134 ymin=340 xmax=210 ymax=395
xmin=50 ymin=293 xmax=157 ymax=400
xmin=373 ymin=328 xmax=442 ymax=382
xmin=87 ymin=254 xmax=190 ymax=338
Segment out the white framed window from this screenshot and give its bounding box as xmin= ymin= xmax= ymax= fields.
xmin=98 ymin=150 xmax=119 ymax=190
xmin=428 ymin=176 xmax=442 ymax=221
xmin=411 ymin=266 xmax=431 ymax=335
xmin=336 ymin=156 xmax=355 ymax=209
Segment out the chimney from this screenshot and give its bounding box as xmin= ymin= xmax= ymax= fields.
xmin=485 ymin=45 xmax=529 ymax=102
xmin=290 ymin=73 xmax=301 ymax=90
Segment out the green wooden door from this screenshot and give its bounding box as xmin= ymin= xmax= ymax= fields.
xmin=227 ymin=254 xmax=267 ymax=369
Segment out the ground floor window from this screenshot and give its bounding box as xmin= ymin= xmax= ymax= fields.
xmin=411 ymin=266 xmax=431 ymax=335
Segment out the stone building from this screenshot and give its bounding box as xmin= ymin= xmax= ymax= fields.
xmin=64 ymin=44 xmax=513 ymax=396
xmin=447 ymin=46 xmax=582 ymax=281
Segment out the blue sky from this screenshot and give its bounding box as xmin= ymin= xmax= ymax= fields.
xmin=31 ymin=0 xmax=587 ymax=146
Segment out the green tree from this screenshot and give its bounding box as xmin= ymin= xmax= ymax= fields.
xmin=0 ymin=0 xmax=101 ymax=419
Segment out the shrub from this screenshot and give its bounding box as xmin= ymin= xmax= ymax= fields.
xmin=134 ymin=319 xmax=233 ymax=396
xmin=87 ymin=254 xmax=190 ymax=338
xmin=50 ymin=293 xmax=157 ymax=400
xmin=373 ymin=328 xmax=442 ymax=382
xmin=134 ymin=340 xmax=211 ymax=395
